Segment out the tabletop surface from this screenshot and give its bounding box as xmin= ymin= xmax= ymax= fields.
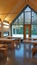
xmin=23 ymin=39 xmax=37 ymax=44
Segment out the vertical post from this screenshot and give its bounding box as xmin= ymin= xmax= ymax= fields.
xmin=1 ymin=22 xmax=3 ymax=37
xmin=9 ymin=25 xmax=11 ymax=36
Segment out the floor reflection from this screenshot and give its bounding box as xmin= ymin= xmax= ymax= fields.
xmin=14 ymin=43 xmax=33 ymax=58
xmin=15 ymin=44 xmax=24 ymax=57
xmin=0 ymin=43 xmax=37 ymax=65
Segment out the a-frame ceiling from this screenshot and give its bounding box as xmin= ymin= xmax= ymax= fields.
xmin=0 ymin=0 xmax=37 ymax=24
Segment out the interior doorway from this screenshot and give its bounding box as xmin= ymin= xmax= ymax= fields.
xmin=24 ymin=24 xmax=31 ymax=39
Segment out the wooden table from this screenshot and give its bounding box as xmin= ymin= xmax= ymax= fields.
xmin=0 ymin=38 xmax=15 ymax=49
xmin=23 ymin=39 xmax=37 ymax=44
xmin=0 ymin=38 xmax=21 ymax=49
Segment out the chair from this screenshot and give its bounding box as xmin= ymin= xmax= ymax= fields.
xmin=32 ymin=48 xmax=37 ymax=56
xmin=0 ymin=44 xmax=8 ymax=57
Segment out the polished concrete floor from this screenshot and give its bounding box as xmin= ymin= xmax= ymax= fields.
xmin=0 ymin=43 xmax=37 ymax=65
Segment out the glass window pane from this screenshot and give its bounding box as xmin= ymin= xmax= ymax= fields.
xmin=31 ymin=25 xmax=37 ymax=38
xmin=16 ymin=26 xmax=23 ymax=34
xmin=19 ymin=13 xmax=24 ymax=24
xmin=25 ymin=12 xmax=31 ymax=24
xmin=3 ymin=32 xmax=9 ymax=36
xmin=12 ymin=25 xmax=24 ymax=39
xmin=13 ymin=18 xmax=19 ymax=25
xmin=25 ymin=7 xmax=31 ymax=12
xmin=26 ymin=28 xmax=29 ymax=34
xmin=13 ymin=13 xmax=24 ymax=25
xmin=32 ymin=12 xmax=37 ymax=24
xmin=12 ymin=25 xmax=23 ymax=34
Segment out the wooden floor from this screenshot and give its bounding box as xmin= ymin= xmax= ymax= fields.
xmin=0 ymin=43 xmax=37 ymax=65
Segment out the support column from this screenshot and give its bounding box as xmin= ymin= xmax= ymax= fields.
xmin=1 ymin=22 xmax=3 ymax=37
